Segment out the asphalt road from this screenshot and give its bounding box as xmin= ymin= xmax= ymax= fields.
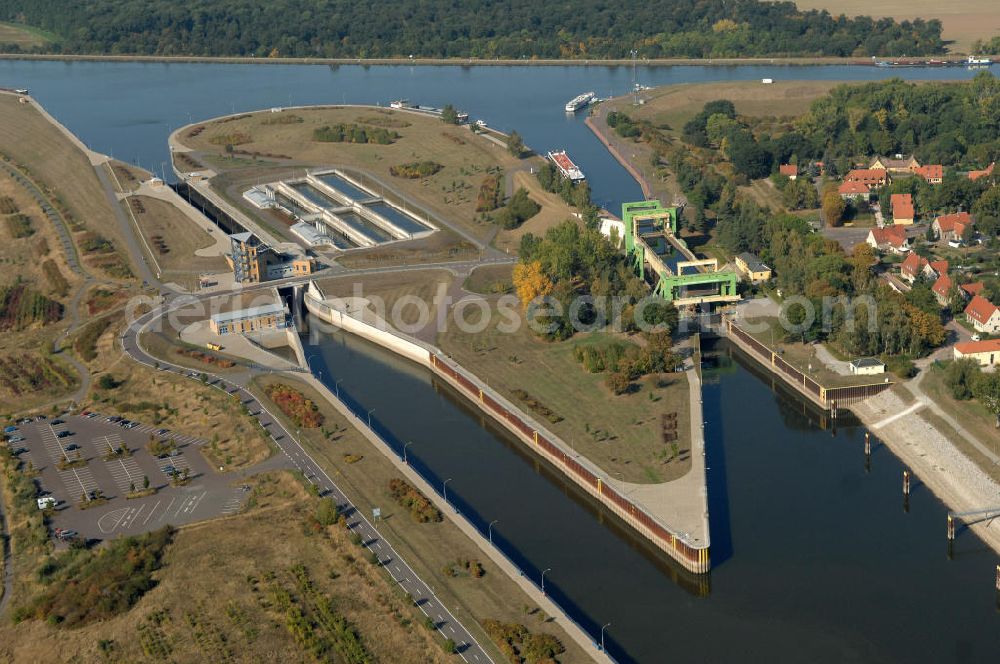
xmin=121 ymin=306 xmax=494 ymax=663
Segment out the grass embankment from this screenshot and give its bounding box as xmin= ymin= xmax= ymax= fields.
xmin=791 ymin=0 xmax=997 ymax=53
xmin=315 ymin=269 xmax=454 ymax=330
xmin=465 ymin=264 xmax=514 ymax=295
xmin=177 ymin=106 xmax=568 ymax=245
xmin=0 ymin=94 xmax=136 ymax=280
xmin=0 ymin=471 xmax=453 ymax=663
xmin=439 ymin=304 xmax=692 ymax=485
xmin=250 ymin=373 xmax=589 ymax=664
xmin=127 ymin=194 xmax=229 ymax=278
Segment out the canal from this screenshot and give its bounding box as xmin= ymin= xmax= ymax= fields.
xmin=304 ymin=324 xmax=1000 ymax=663
xmin=2 ymin=58 xmax=998 ymax=662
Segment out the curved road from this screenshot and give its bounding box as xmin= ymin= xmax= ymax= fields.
xmin=121 ymin=304 xmax=494 ymax=664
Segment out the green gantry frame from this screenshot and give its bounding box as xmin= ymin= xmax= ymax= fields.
xmin=621 ymin=200 xmax=738 ymax=304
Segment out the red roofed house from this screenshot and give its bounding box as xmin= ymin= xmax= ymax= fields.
xmin=964 ymin=295 xmax=1000 ymax=335
xmin=866 ymin=225 xmax=910 ymax=254
xmin=914 ymin=164 xmax=943 ymax=184
xmin=900 ymin=253 xmax=928 ymax=283
xmin=931 ymin=273 xmax=953 ymax=306
xmin=779 ymin=164 xmax=798 ymax=180
xmin=961 ymin=282 xmax=985 ymax=298
xmin=932 ymin=212 xmax=973 ymax=242
xmin=839 ymin=180 xmax=871 ymax=201
xmin=891 ymin=193 xmax=915 ymax=225
xmin=953 ymin=338 xmax=1000 ymax=367
xmin=968 ymin=162 xmax=995 ymax=181
xmin=923 ymin=259 xmax=949 ymax=281
xmin=846 ymin=168 xmax=888 ymax=187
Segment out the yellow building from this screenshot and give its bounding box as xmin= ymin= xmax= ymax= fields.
xmin=209 ymin=303 xmax=289 ymax=335
xmin=229 ymin=231 xmax=316 ymax=283
xmin=953 ymin=339 xmax=1000 ymax=367
xmin=735 ymin=252 xmax=772 ymax=284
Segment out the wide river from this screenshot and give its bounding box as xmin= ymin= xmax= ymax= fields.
xmin=3 ymin=60 xmax=999 ymax=662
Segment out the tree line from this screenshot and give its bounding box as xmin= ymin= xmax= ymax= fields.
xmin=0 ymin=0 xmax=946 ymax=59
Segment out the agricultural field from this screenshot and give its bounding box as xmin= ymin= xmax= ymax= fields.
xmin=793 ymin=0 xmax=1000 ymax=53
xmin=177 ymin=106 xmax=561 ymax=244
xmin=0 ymin=471 xmax=454 ymax=663
xmin=251 ymin=373 xmax=590 ymax=664
xmin=439 ymin=305 xmax=692 ymax=484
xmin=0 ymin=22 xmax=54 ymax=49
xmin=630 ymin=81 xmax=843 ymax=135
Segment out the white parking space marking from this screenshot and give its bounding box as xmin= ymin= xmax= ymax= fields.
xmin=59 ymin=466 xmax=99 ymax=501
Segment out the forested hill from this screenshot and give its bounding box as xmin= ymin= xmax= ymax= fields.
xmin=0 ymin=0 xmax=945 ymax=59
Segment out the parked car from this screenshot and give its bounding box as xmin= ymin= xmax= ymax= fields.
xmin=64 ymin=443 xmax=80 ymax=451
xmin=156 ymin=428 xmax=169 ymax=435
xmin=37 ymin=496 xmax=57 ymax=510
xmin=8 ymin=435 xmax=24 ymax=443
xmin=11 ymin=447 xmax=27 ymax=455
xmin=56 ymin=529 xmax=78 ymax=540
xmin=3 ymin=425 xmax=17 ymax=433
xmin=56 ymin=430 xmax=72 ymax=438
xmin=163 ymin=465 xmax=177 ymax=476
xmin=51 ymin=419 xmax=64 ymax=425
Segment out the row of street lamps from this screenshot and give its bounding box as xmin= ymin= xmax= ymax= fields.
xmin=304 ymin=361 xmax=614 ymax=656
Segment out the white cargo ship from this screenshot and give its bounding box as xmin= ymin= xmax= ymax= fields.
xmin=547 ymin=150 xmax=585 ymax=181
xmin=565 ymin=91 xmax=596 ymax=113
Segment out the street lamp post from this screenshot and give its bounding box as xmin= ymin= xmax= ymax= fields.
xmin=367 ymin=408 xmax=375 ymax=429
xmin=443 ymin=478 xmax=453 ymax=503
xmin=307 ymin=353 xmax=320 ymax=374
xmin=488 ymin=519 xmax=498 ymax=545
xmin=335 ymin=378 xmax=343 ymax=399
xmin=541 ymin=568 xmax=551 ymax=595
xmin=600 ymin=623 xmax=611 ymax=653
xmin=403 ymin=441 xmax=414 ymax=464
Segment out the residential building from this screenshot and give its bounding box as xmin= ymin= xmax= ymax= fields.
xmin=845 ymin=168 xmax=888 ymax=187
xmin=932 ymin=212 xmax=973 ymax=242
xmin=922 ymin=260 xmax=949 ymax=281
xmin=913 ymin=164 xmax=943 ymax=184
xmin=779 ymin=164 xmax=798 ymax=180
xmin=931 ymin=273 xmax=953 ymax=306
xmin=900 ymin=253 xmax=928 ymax=283
xmin=229 ymin=231 xmax=317 ymax=284
xmin=953 ymin=339 xmax=1000 ymax=367
xmin=965 ymin=295 xmax=1000 ymax=334
xmin=839 ymin=180 xmax=871 ymax=201
xmin=735 ymin=252 xmax=772 ymax=284
xmin=849 ymin=358 xmax=885 ymax=375
xmin=209 ymin=303 xmax=289 ymax=335
xmin=866 ymin=225 xmax=910 ymax=254
xmin=870 ymin=155 xmax=919 ymax=174
xmin=968 ymin=162 xmax=996 ymax=181
xmin=961 ymin=282 xmax=986 ymax=299
xmin=890 ymin=193 xmax=915 ymax=225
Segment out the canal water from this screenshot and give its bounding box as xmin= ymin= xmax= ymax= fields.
xmin=304 ymin=326 xmax=1000 ymax=663
xmin=2 ymin=59 xmax=998 ymax=661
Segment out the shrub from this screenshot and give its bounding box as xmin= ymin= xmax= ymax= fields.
xmin=23 ymin=527 xmax=174 ymax=628
xmin=5 ymin=213 xmax=34 ymax=238
xmin=265 ymin=383 xmax=324 ymax=428
xmin=313 ymin=123 xmax=398 ymax=144
xmin=495 ymin=187 xmax=540 ymax=230
xmin=389 ymin=161 xmax=443 ymax=179
xmin=606 ymin=371 xmax=631 ymax=395
xmin=944 ymin=358 xmax=981 ymax=400
xmin=261 ymin=113 xmax=304 ymax=125
xmin=388 ymin=478 xmax=442 ymax=523
xmin=476 ymin=175 xmax=503 ymax=212
xmin=208 ymin=131 xmax=252 ymax=146
xmin=0 ymin=282 xmax=63 ymax=330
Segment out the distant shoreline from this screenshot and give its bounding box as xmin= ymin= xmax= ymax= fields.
xmin=0 ymin=52 xmax=965 ymax=68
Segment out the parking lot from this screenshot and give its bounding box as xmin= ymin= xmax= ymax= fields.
xmin=4 ymin=414 xmax=256 ymax=542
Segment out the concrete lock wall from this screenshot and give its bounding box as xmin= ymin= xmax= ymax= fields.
xmin=303 ymin=282 xmax=710 ymax=574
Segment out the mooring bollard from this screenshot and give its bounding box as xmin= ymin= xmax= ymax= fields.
xmin=903 ymin=470 xmax=911 ymax=496
xmin=947 ymin=515 xmax=956 ymax=541
xmin=864 ymin=432 xmax=871 ymax=456
xmin=995 ymin=564 xmax=1000 ymax=592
